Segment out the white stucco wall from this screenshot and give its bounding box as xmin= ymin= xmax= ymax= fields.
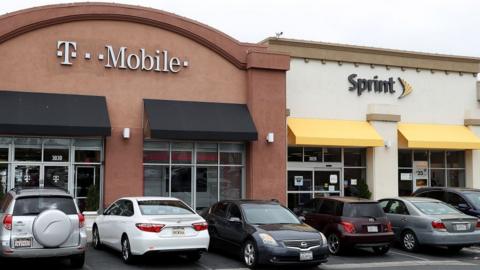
xmin=287 ymin=58 xmax=479 ymax=124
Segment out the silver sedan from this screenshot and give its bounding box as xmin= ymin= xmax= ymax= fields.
xmin=379 ymin=197 xmax=480 ymax=253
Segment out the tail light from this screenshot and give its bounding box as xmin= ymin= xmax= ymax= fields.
xmin=192 ymin=222 xmax=208 ymax=231
xmin=78 ymin=213 xmax=85 ymax=228
xmin=3 ymin=214 xmax=12 ymax=230
xmin=340 ymin=221 xmax=356 ymax=234
xmin=431 ymin=220 xmax=447 ymax=231
xmin=136 ymin=223 xmax=165 ymax=233
xmin=385 ymin=221 xmax=393 ymax=232
xmin=476 ymin=220 xmax=480 ymax=230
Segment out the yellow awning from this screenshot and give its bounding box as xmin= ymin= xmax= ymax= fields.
xmin=398 ymin=123 xmax=480 ymax=149
xmin=288 ymin=118 xmax=384 ymax=147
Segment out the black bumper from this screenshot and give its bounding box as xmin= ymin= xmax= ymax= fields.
xmin=257 ymin=245 xmax=329 ymax=265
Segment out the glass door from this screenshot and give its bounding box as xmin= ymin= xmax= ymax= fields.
xmin=44 ymin=166 xmax=69 ymax=190
xmin=14 ymin=165 xmax=41 ymax=188
xmin=171 ymin=166 xmax=193 ymax=206
xmin=314 ymin=170 xmax=341 ymax=196
xmin=75 ymin=166 xmax=96 ymax=212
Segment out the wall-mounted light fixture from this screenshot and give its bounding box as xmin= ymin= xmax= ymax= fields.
xmin=122 ymin=128 xmax=130 ymax=139
xmin=384 ymin=140 xmax=392 ymax=148
xmin=266 ymin=132 xmax=274 ymax=143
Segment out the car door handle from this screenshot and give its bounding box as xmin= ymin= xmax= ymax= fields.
xmin=400 ymin=218 xmax=407 ymax=222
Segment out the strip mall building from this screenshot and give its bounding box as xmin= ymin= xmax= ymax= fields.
xmin=1 ymin=3 xmax=480 ymax=211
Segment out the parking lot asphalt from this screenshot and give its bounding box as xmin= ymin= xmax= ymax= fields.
xmin=1 ymin=245 xmax=480 ymax=270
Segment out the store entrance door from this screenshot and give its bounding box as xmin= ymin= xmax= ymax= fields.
xmin=14 ymin=165 xmax=41 ymax=188
xmin=314 ymin=169 xmax=341 ymax=197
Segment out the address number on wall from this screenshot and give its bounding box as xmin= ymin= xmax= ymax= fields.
xmin=51 ymin=155 xmax=63 ymax=161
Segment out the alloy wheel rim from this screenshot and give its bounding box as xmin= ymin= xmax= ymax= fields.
xmin=328 ymin=234 xmax=340 ymax=254
xmin=122 ymin=239 xmax=129 ymax=260
xmin=244 ymin=243 xmax=255 ymax=266
xmin=403 ymin=233 xmax=415 ymax=250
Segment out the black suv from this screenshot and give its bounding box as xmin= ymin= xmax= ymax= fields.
xmin=412 ymin=187 xmax=480 ymax=218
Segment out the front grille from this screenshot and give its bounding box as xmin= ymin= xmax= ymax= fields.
xmin=283 ymin=240 xmax=321 ymax=249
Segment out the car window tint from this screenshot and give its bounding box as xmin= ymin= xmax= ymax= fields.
xmin=13 ymin=196 xmax=77 ymax=215
xmin=379 ymin=200 xmax=390 ymax=212
xmin=228 ymin=204 xmax=242 ymax=220
xmin=318 ymin=199 xmax=337 ymax=215
xmin=420 ymin=191 xmax=445 ymax=201
xmin=212 ymin=202 xmax=228 ymax=218
xmin=0 ymin=194 xmax=13 ymax=213
xmin=342 ymin=203 xmax=385 ymax=218
xmin=413 ymin=202 xmax=460 ymax=215
xmin=446 ymin=192 xmax=467 ymax=207
xmin=104 ymin=203 xmax=118 ymax=215
xmin=110 ymin=203 xmax=123 ymax=216
xmin=464 ymin=192 xmax=480 ymax=209
xmin=121 ymin=200 xmax=134 ymax=216
xmin=387 ymin=201 xmax=409 ymax=215
xmin=137 ymin=200 xmax=194 ymax=215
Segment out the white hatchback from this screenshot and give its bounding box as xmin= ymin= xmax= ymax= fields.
xmin=92 ymin=197 xmax=209 ymax=264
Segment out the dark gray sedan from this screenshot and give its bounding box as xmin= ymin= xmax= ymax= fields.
xmin=379 ymin=197 xmax=480 ymax=253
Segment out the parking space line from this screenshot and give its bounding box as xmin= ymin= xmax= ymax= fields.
xmin=320 ymin=260 xmax=476 ymax=269
xmin=389 ymin=250 xmax=430 ymax=261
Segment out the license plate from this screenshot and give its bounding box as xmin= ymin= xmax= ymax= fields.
xmin=14 ymin=237 xmax=32 ymax=248
xmin=299 ymin=251 xmax=313 ymax=261
xmin=455 ymin=224 xmax=468 ymax=231
xmin=172 ymin=227 xmax=185 ymax=236
xmin=367 ymin=226 xmax=379 ymax=233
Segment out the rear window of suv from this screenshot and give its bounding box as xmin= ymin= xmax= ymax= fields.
xmin=13 ymin=196 xmax=77 ymax=216
xmin=343 ymin=203 xmax=385 ymax=218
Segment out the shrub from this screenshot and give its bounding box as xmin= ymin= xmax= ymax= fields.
xmin=85 ymin=184 xmax=100 ymax=211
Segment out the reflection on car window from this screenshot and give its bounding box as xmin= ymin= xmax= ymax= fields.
xmin=241 ymin=204 xmax=300 ymax=225
xmin=386 ymin=201 xmax=409 ymax=215
xmin=138 ymin=200 xmax=194 ymax=215
xmin=464 ymin=193 xmax=480 ymax=209
xmin=343 ymin=203 xmax=385 ymax=218
xmin=13 ymin=196 xmax=77 ymax=215
xmin=413 ymin=202 xmax=460 ymax=215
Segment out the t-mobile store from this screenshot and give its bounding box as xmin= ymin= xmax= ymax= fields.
xmin=0 ymin=3 xmax=289 ymax=211
xmin=263 ymin=38 xmax=480 ymax=209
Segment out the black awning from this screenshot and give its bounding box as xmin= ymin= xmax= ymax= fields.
xmin=144 ymin=99 xmax=257 ymax=141
xmin=0 ymin=91 xmax=111 ymax=136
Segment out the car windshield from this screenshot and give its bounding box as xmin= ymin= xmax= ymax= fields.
xmin=343 ymin=203 xmax=385 ymax=218
xmin=413 ymin=202 xmax=460 ymax=215
xmin=242 ymin=204 xmax=300 ymax=225
xmin=138 ymin=200 xmax=194 ymax=215
xmin=13 ymin=196 xmax=77 ymax=216
xmin=463 ymin=192 xmax=480 ymax=209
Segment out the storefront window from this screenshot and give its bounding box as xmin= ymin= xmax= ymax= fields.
xmin=288 ymin=193 xmax=312 ymax=212
xmin=44 ymin=149 xmax=69 ymax=162
xmin=15 ymin=147 xmax=41 ymax=161
xmin=398 ymin=150 xmax=412 ymax=167
xmin=288 ymin=147 xmax=303 ymax=162
xmin=0 ymin=164 xmax=7 ymax=195
xmin=143 ymin=141 xmax=245 ymax=210
xmin=448 ymin=170 xmax=465 ymax=187
xmin=344 ymin=168 xmax=366 ymax=197
xmin=414 ymin=150 xmax=428 ymax=161
xmin=447 ymin=151 xmax=465 ymax=168
xmin=288 ymin=171 xmax=312 ymax=191
xmin=75 ymin=150 xmax=100 ymax=163
xmin=344 ymin=148 xmax=366 ymax=167
xmin=304 ymin=147 xmax=322 ymax=162
xmin=430 ymin=151 xmax=445 ymax=168
xmin=430 ymin=169 xmax=446 ymax=187
xmin=324 ymin=148 xmax=341 ymax=163
xmin=398 ymin=168 xmax=413 ymax=196
xmin=0 ymin=148 xmax=8 ymax=162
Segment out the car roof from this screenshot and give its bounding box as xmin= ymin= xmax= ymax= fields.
xmin=384 ymin=197 xmax=441 ymax=203
xmin=9 ymin=187 xmax=72 ymax=198
xmin=221 ymin=199 xmax=280 ymax=205
xmin=415 ymin=187 xmax=480 ymax=193
xmin=120 ymin=196 xmax=181 ymax=201
xmin=318 ymin=196 xmax=377 ymax=203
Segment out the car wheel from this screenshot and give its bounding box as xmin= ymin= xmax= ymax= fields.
xmin=372 ymin=245 xmax=390 ymax=255
xmin=242 ymin=240 xmax=258 ymax=269
xmin=327 ymin=233 xmax=344 ymax=255
xmin=401 ymin=230 xmax=419 ymax=252
xmin=186 ymin=251 xmax=202 ymax=261
xmin=92 ymin=225 xmax=102 ymax=250
xmin=70 ymin=252 xmax=85 ymax=268
xmin=447 ymin=246 xmax=463 ymax=253
xmin=121 ymin=235 xmax=135 ymax=264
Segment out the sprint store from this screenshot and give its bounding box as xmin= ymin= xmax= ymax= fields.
xmin=264 ymin=38 xmax=480 ymax=209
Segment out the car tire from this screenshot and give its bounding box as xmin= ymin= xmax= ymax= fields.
xmin=327 ymin=233 xmax=346 ymax=255
xmin=447 ymin=246 xmax=463 ymax=253
xmin=92 ymin=225 xmax=102 ymax=250
xmin=186 ymin=251 xmax=202 ymax=261
xmin=121 ymin=235 xmax=135 ymax=264
xmin=401 ymin=230 xmax=420 ymax=252
xmin=372 ymin=245 xmax=390 ymax=255
xmin=242 ymin=240 xmax=259 ymax=269
xmin=70 ymin=252 xmax=85 ymax=268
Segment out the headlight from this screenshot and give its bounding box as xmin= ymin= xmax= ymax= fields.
xmin=319 ymin=232 xmax=328 ymax=247
xmin=259 ymin=233 xmax=278 ymax=246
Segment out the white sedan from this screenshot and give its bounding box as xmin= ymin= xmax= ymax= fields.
xmin=92 ymin=197 xmax=209 ymax=264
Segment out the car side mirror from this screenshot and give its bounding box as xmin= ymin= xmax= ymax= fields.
xmin=298 ymin=216 xmax=306 ymax=222
xmin=457 ymin=203 xmax=469 ymax=210
xmin=229 ymin=217 xmax=242 ymax=223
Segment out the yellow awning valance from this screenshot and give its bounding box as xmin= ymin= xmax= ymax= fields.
xmin=288 ymin=118 xmax=384 ymax=147
xmin=398 ymin=123 xmax=480 ymax=149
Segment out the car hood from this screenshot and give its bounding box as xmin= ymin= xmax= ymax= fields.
xmin=255 ymin=223 xmax=320 ymax=241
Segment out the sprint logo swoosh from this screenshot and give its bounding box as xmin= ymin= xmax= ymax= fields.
xmin=398 ymin=78 xmax=413 ymax=99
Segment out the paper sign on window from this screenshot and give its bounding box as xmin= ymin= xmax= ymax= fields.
xmin=294 ymin=176 xmax=303 ymax=186
xmin=329 ymin=174 xmax=338 ymax=184
xmin=351 ymin=179 xmax=357 ymax=186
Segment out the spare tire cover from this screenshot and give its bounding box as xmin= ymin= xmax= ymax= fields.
xmin=33 ymin=209 xmax=72 ymax=248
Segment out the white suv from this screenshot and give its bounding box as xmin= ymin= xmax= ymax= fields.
xmin=0 ymin=188 xmax=87 ymax=268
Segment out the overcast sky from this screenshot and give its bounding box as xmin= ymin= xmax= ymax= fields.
xmin=1 ymin=0 xmax=479 ymax=57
